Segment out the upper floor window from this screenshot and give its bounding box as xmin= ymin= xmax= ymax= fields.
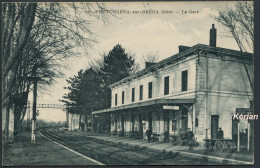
xmin=122 ymin=91 xmax=125 ymax=104
xmin=132 ymin=88 xmax=135 ymax=102
xmin=164 ymin=76 xmax=169 ymax=95
xmin=115 ymin=94 xmax=118 ymax=106
xmin=148 ymin=82 xmax=153 ymax=99
xmin=182 ymin=70 xmax=188 ymax=91
xmin=140 ymin=85 xmax=143 ymax=100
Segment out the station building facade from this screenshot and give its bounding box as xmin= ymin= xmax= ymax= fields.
xmin=92 ymin=25 xmax=253 ymax=143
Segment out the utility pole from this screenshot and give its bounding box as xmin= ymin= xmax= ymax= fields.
xmin=31 ymin=75 xmax=41 ymax=143
xmin=32 ymin=77 xmax=37 ymax=142
xmin=19 ymin=75 xmax=41 ymax=143
xmin=22 ymin=69 xmax=41 ymax=143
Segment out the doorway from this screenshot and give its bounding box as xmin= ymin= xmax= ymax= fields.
xmin=164 ymin=111 xmax=170 ymax=142
xmin=211 ymin=115 xmax=219 ymax=139
xmin=232 ymin=116 xmax=239 ymax=145
xmin=139 ymin=113 xmax=143 ymax=139
xmin=131 ymin=114 xmax=134 ymax=132
xmin=148 ymin=113 xmax=152 ymax=131
xmin=121 ymin=113 xmax=125 ymax=136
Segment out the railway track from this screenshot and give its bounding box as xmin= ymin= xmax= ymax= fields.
xmin=40 ymin=128 xmax=227 ymax=165
xmin=40 ymin=128 xmax=169 ymax=165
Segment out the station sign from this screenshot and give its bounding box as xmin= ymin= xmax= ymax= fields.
xmin=163 ymin=105 xmax=179 ymax=110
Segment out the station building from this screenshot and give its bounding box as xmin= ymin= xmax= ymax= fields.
xmin=68 ymin=113 xmax=80 ymax=131
xmin=92 ymin=24 xmax=253 ymax=143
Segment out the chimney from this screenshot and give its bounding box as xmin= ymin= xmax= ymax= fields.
xmin=179 ymin=45 xmax=190 ymax=53
xmin=145 ymin=62 xmax=156 ymax=68
xmin=210 ymin=24 xmax=217 ymax=47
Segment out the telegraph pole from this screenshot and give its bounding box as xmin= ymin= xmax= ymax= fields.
xmin=31 ymin=75 xmax=41 ymax=143
xmin=31 ymin=77 xmax=37 ymax=143
xmin=19 ymin=75 xmax=40 ymax=143
xmin=22 ymin=69 xmax=41 ymax=143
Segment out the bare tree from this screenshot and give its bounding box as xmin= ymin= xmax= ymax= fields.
xmin=142 ymin=52 xmax=159 ymax=63
xmin=215 ymin=2 xmax=253 ymax=53
xmin=214 ymin=2 xmax=253 ymax=91
xmin=2 ymin=2 xmax=110 ymax=140
xmin=140 ymin=52 xmax=159 ymax=70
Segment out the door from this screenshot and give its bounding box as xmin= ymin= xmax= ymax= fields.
xmin=139 ymin=113 xmax=143 ymax=139
xmin=114 ymin=113 xmax=117 ymax=134
xmin=232 ymin=116 xmax=239 ymax=145
xmin=131 ymin=114 xmax=134 ymax=132
xmin=211 ymin=115 xmax=219 ymax=139
xmin=121 ymin=114 xmax=125 ymax=136
xmin=164 ymin=111 xmax=170 ymax=142
xmin=148 ymin=113 xmax=152 ymax=131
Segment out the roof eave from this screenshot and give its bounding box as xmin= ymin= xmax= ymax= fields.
xmin=110 ymin=44 xmax=253 ymax=88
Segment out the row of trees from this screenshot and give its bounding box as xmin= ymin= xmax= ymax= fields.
xmin=2 ymin=2 xmax=109 ymax=140
xmin=61 ymin=44 xmax=138 ymax=129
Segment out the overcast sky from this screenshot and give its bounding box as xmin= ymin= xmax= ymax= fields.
xmin=29 ymin=1 xmax=245 ymax=122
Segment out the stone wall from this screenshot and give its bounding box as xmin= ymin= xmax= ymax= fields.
xmin=195 ymin=53 xmax=253 ymax=142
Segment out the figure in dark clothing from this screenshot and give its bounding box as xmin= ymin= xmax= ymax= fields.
xmin=186 ymin=128 xmax=194 ymax=150
xmin=80 ymin=122 xmax=85 ymax=132
xmin=146 ymin=128 xmax=152 ymax=142
xmin=217 ymin=127 xmax=224 ymax=139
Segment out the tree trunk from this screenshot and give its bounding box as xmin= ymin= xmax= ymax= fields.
xmin=84 ymin=111 xmax=88 ymax=132
xmin=79 ymin=114 xmax=82 ymax=130
xmin=4 ymin=98 xmax=11 ymax=142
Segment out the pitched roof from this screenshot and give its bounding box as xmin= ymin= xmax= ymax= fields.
xmin=110 ymin=44 xmax=253 ymax=88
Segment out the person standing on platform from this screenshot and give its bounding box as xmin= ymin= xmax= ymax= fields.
xmin=186 ymin=128 xmax=194 ymax=150
xmin=217 ymin=127 xmax=224 ymax=139
xmin=146 ymin=128 xmax=152 ymax=142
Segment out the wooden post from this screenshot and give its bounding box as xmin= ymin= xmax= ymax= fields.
xmin=192 ymin=104 xmax=195 ymax=133
xmin=247 ymin=122 xmax=250 ymax=151
xmin=205 ymin=128 xmax=208 ymax=139
xmin=91 ymin=113 xmax=94 ymax=132
xmin=237 ymin=122 xmax=240 ymax=152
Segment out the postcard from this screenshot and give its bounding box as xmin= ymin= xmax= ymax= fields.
xmin=2 ymin=1 xmax=255 ymax=166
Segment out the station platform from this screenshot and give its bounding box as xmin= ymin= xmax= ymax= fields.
xmin=3 ymin=129 xmax=254 ymax=166
xmin=71 ymin=130 xmax=254 ymax=165
xmin=2 ymin=131 xmax=102 ymax=166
